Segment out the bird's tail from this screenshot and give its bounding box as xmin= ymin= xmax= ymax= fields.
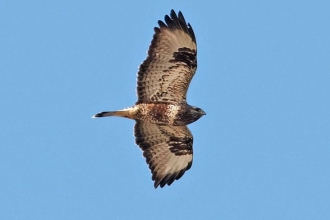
xmin=92 ymin=107 xmax=136 ymax=119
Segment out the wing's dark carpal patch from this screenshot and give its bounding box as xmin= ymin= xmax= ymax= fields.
xmin=171 ymin=47 xmax=197 ymax=69
xmin=169 ymin=136 xmax=193 ymax=156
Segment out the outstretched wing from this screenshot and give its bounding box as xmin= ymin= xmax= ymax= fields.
xmin=136 ymin=10 xmax=197 ymax=104
xmin=134 ymin=121 xmax=193 ymax=188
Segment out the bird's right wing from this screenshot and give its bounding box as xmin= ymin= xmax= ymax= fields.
xmin=134 ymin=120 xmax=193 ymax=188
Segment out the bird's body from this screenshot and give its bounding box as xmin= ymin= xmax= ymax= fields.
xmin=94 ymin=102 xmax=204 ymax=126
xmin=93 ymin=10 xmax=205 ymax=188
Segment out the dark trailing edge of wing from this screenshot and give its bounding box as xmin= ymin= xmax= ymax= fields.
xmin=158 ymin=9 xmax=196 ymax=44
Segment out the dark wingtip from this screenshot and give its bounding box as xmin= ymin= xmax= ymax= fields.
xmin=159 ymin=9 xmax=196 ymax=44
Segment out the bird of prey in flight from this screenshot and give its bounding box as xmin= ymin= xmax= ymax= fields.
xmin=93 ymin=10 xmax=205 ymax=188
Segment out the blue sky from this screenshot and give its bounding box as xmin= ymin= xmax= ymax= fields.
xmin=1 ymin=1 xmax=330 ymax=219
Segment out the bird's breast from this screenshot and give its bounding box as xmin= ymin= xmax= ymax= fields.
xmin=134 ymin=103 xmax=180 ymax=125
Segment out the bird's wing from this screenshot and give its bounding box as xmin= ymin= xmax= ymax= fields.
xmin=134 ymin=120 xmax=193 ymax=188
xmin=136 ymin=10 xmax=197 ymax=104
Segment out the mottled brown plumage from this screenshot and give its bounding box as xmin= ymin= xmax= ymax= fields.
xmin=136 ymin=10 xmax=197 ymax=104
xmin=134 ymin=121 xmax=193 ymax=188
xmin=93 ymin=10 xmax=205 ymax=188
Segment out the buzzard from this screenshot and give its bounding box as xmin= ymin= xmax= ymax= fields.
xmin=93 ymin=10 xmax=205 ymax=188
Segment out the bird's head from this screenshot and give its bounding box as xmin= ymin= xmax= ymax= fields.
xmin=179 ymin=105 xmax=206 ymax=125
xmin=190 ymin=106 xmax=206 ymax=117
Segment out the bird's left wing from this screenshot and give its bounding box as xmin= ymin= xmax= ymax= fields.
xmin=134 ymin=121 xmax=193 ymax=188
xmin=136 ymin=10 xmax=197 ymax=104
